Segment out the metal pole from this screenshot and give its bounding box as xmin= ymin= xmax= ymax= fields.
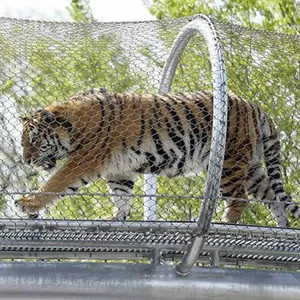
xmin=1 ymin=262 xmax=299 ymax=300
xmin=144 ymin=174 xmax=157 ymax=220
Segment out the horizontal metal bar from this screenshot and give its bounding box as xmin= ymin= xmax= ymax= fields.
xmin=0 ymin=251 xmax=151 ymax=260
xmin=1 ymin=251 xmax=299 ymax=270
xmin=1 ymin=239 xmax=298 ymax=257
xmin=0 ymin=239 xmax=188 ymax=251
xmin=0 ymin=262 xmax=299 ymax=300
xmin=0 ymin=240 xmax=298 ymax=268
xmin=0 ymin=219 xmax=299 ymax=238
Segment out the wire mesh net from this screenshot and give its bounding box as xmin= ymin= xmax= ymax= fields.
xmin=0 ymin=15 xmax=299 ymax=266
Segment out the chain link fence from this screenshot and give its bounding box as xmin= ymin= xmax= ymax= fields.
xmin=0 ymin=15 xmax=299 ymax=269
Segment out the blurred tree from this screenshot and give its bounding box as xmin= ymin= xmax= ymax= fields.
xmin=149 ymin=0 xmax=300 ymax=34
xmin=66 ymin=0 xmax=94 ymax=23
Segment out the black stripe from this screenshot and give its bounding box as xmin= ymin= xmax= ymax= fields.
xmin=189 ymin=131 xmax=196 ymax=158
xmin=221 ymin=177 xmax=244 ymax=190
xmin=289 ymin=206 xmax=299 ymax=214
xmin=162 ymin=96 xmax=185 ymax=136
xmin=119 ymin=180 xmax=134 ymax=189
xmin=266 ymin=167 xmax=280 ymax=175
xmin=81 ymin=178 xmax=88 ymax=185
xmin=55 ymin=116 xmax=73 ymax=133
xmin=182 ymin=103 xmax=199 ymax=157
xmin=177 ymin=93 xmax=209 ymax=150
xmin=264 ymin=143 xmax=279 ymax=154
xmin=222 ymin=165 xmax=245 ymax=177
xmin=247 ymin=176 xmax=267 ymax=193
xmin=122 ymin=138 xmax=127 ymax=149
xmin=107 ymin=180 xmax=134 ymax=189
xmin=131 ymin=147 xmax=141 ymax=155
xmin=265 ymin=156 xmax=279 ymax=166
xmin=135 ymin=152 xmax=156 ymax=174
xmin=202 ymin=150 xmax=210 ymax=162
xmin=271 ymin=183 xmax=284 ymax=192
xmin=72 ymin=96 xmax=106 ymax=153
xmin=72 ymin=98 xmax=103 ymax=152
xmin=70 ymin=124 xmax=87 ymax=147
xmin=150 ymin=120 xmax=170 ymax=162
xmin=251 ymin=105 xmax=261 ymax=137
xmin=147 ymin=152 xmax=158 ymax=173
xmin=248 ymin=185 xmax=259 ymax=195
xmin=261 ymin=188 xmax=270 ymax=201
xmin=222 ymin=168 xmax=234 ymax=177
xmin=165 ymin=117 xmax=186 ymax=173
xmin=165 ymin=117 xmax=186 ymax=153
xmin=91 ymin=95 xmax=115 ymax=158
xmin=177 ymin=157 xmax=186 ymax=174
xmin=68 ymin=186 xmax=79 ymax=192
xmin=195 ymin=95 xmax=211 ymax=125
xmin=96 ymin=98 xmax=106 ymax=135
xmin=268 ymin=172 xmax=281 ymax=180
xmin=112 ymin=188 xmax=128 ymax=194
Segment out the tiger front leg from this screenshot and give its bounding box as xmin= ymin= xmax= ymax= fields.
xmin=106 ymin=176 xmax=135 ymax=221
xmin=16 ymin=159 xmax=91 ymax=217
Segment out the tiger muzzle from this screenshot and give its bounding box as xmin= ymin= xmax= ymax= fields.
xmin=33 ymin=156 xmax=57 ymax=170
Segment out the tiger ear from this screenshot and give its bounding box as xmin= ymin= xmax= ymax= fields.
xmin=20 ymin=115 xmax=29 ymax=122
xmin=40 ymin=110 xmax=55 ymax=124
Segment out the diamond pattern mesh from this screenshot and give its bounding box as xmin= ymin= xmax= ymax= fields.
xmin=0 ymin=15 xmax=299 ymax=268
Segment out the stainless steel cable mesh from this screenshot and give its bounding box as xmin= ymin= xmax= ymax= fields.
xmin=0 ymin=15 xmax=299 ymax=269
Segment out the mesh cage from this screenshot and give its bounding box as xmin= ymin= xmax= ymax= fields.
xmin=0 ymin=15 xmax=299 ymax=269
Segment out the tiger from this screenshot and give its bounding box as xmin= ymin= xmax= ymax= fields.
xmin=16 ymin=88 xmax=300 ymax=227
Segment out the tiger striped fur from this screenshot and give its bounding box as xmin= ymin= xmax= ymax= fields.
xmin=17 ymin=89 xmax=300 ymax=227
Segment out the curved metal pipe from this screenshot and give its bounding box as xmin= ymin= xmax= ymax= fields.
xmin=157 ymin=14 xmax=228 ymax=275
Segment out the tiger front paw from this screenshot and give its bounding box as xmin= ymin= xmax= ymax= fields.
xmin=15 ymin=195 xmax=42 ymax=218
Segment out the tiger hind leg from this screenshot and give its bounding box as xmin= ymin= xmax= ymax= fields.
xmin=220 ymin=166 xmax=248 ymax=224
xmin=106 ymin=176 xmax=136 ymax=220
xmin=246 ymin=161 xmax=289 ymax=227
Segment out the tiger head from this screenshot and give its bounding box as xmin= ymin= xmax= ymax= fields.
xmin=21 ymin=110 xmax=73 ymax=170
